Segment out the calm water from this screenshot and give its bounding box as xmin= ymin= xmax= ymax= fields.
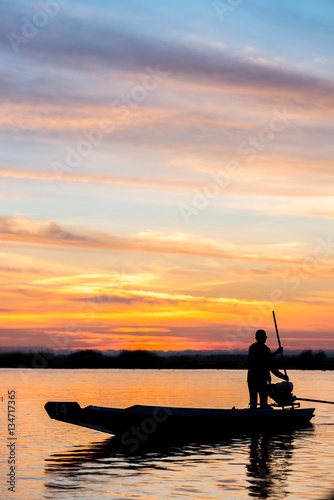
xmin=0 ymin=369 xmax=334 ymax=499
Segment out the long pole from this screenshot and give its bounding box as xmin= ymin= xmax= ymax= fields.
xmin=296 ymin=397 xmax=334 ymax=405
xmin=272 ymin=311 xmax=293 ymax=407
xmin=272 ymin=311 xmax=288 ymax=379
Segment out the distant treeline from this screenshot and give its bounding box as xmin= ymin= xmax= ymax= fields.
xmin=0 ymin=349 xmax=333 ymax=370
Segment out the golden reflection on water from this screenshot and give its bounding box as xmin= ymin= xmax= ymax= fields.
xmin=0 ymin=369 xmax=334 ymax=499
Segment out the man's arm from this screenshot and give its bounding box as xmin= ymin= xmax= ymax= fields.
xmin=270 ymin=348 xmax=288 ymax=380
xmin=248 ymin=344 xmax=256 ymax=369
xmin=272 ymin=347 xmax=283 ymax=357
xmin=270 ymin=366 xmax=289 ymax=380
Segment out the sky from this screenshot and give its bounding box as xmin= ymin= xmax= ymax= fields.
xmin=1 ymin=0 xmax=334 ymax=352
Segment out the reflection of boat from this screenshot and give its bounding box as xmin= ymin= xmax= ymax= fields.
xmin=45 ymin=402 xmax=314 ymax=440
xmin=44 ymin=427 xmax=315 ymax=497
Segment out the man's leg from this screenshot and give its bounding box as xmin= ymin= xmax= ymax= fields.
xmin=259 ymin=383 xmax=269 ymax=408
xmin=248 ymin=380 xmax=258 ymax=409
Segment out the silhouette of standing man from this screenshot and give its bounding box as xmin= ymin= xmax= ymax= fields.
xmin=248 ymin=329 xmax=288 ymax=409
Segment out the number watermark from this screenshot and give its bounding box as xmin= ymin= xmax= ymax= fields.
xmin=7 ymin=390 xmax=17 ymax=493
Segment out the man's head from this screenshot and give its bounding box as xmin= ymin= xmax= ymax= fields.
xmin=255 ymin=329 xmax=267 ymax=344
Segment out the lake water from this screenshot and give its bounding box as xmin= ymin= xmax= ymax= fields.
xmin=0 ymin=369 xmax=334 ymax=499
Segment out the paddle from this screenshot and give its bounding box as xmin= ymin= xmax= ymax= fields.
xmin=272 ymin=311 xmax=294 ymax=407
xmin=272 ymin=311 xmax=289 ymax=380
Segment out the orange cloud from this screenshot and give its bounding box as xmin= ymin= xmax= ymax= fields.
xmin=111 ymin=327 xmax=170 ymax=333
xmin=0 ymin=215 xmax=316 ymax=265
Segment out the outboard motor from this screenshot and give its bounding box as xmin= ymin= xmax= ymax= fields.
xmin=268 ymin=381 xmax=296 ymax=407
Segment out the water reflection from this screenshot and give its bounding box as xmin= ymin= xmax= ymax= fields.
xmin=246 ymin=427 xmax=316 ymax=498
xmin=247 ymin=433 xmax=290 ymax=498
xmin=45 ymin=426 xmax=314 ymax=498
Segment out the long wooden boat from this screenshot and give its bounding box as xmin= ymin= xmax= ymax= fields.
xmin=45 ymin=402 xmax=315 ymax=439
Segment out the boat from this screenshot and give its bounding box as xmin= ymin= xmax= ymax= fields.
xmin=45 ymin=401 xmax=315 ymax=439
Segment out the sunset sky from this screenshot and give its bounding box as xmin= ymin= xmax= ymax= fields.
xmin=1 ymin=0 xmax=334 ymax=352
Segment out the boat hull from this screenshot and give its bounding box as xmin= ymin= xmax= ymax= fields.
xmin=45 ymin=402 xmax=315 ymax=439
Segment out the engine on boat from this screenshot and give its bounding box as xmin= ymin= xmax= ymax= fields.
xmin=268 ymin=381 xmax=297 ymax=407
